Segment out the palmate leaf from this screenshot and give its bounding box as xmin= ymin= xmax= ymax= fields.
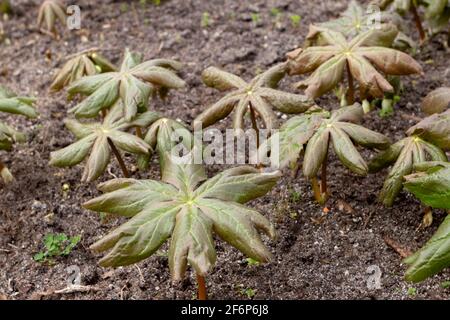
xmin=51 ymin=50 xmax=116 ymax=92
xmin=403 ymin=161 xmax=450 ymax=282
xmin=136 ymin=117 xmax=193 ymax=171
xmin=404 ymin=161 xmax=450 ymax=209
xmin=264 ymin=104 xmax=390 ymax=177
xmin=407 ymin=109 xmax=450 ymax=150
xmin=85 ymin=154 xmax=280 ymax=281
xmin=68 ymin=49 xmax=185 ymax=121
xmin=369 ymin=134 xmax=447 ymax=206
xmin=421 ymin=87 xmax=450 ymax=115
xmin=287 ymin=24 xmax=423 ymax=99
xmin=404 ymin=214 xmax=450 ymax=282
xmin=318 ymin=0 xmax=416 ymax=50
xmin=50 ymin=103 xmax=161 ymax=182
xmin=37 ymin=0 xmax=66 ymax=34
xmin=194 ymin=63 xmax=314 ymax=132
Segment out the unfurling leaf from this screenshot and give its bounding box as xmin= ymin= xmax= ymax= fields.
xmin=86 ymin=152 xmax=280 ymax=280
xmin=267 ymin=104 xmax=390 ymax=177
xmin=287 ymin=25 xmax=422 ymax=99
xmin=51 ymin=50 xmax=116 ymax=92
xmin=68 ymin=49 xmax=185 ymax=121
xmin=50 ymin=103 xmax=161 ymax=182
xmin=37 ymin=0 xmax=66 ymax=35
xmin=195 ymin=63 xmax=314 ymax=132
xmin=369 ymin=134 xmax=447 ymax=206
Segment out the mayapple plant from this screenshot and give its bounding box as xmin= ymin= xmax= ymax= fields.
xmin=37 ymin=0 xmax=66 ymax=36
xmin=50 ymin=50 xmax=116 ymax=92
xmin=68 ymin=49 xmax=185 ymax=121
xmin=136 ymin=117 xmax=193 ymax=171
xmin=286 ymin=25 xmax=423 ymax=104
xmin=402 ymin=161 xmax=450 ymax=282
xmin=195 ymin=63 xmax=314 ymax=134
xmin=85 ymin=151 xmax=280 ymax=300
xmin=260 ymin=104 xmax=390 ymax=204
xmin=318 ymin=0 xmax=415 ymax=50
xmin=49 ymin=102 xmax=161 ymax=182
xmin=0 ymin=86 xmax=37 ymax=183
xmin=421 ymin=87 xmax=450 ymax=115
xmin=369 ymin=127 xmax=448 ymax=206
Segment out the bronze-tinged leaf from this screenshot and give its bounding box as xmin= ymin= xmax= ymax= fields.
xmin=195 ymin=93 xmax=242 ymax=128
xmin=303 ymin=126 xmax=330 ymax=178
xmin=347 ymin=54 xmax=394 ymax=98
xmin=336 ymin=122 xmax=391 ymax=149
xmin=301 ymin=55 xmax=347 ymax=99
xmin=85 ymin=154 xmax=279 ymax=280
xmin=407 ymin=110 xmax=450 ymax=150
xmin=287 ymin=46 xmax=340 ymax=75
xmin=330 ymin=126 xmax=368 ymax=175
xmin=82 ymin=135 xmax=111 ymax=182
xmin=421 ymin=87 xmax=450 ymax=115
xmin=357 ymin=47 xmax=423 ymax=75
xmin=196 ymin=64 xmax=311 ymax=130
xmin=202 ymin=67 xmax=247 ymax=91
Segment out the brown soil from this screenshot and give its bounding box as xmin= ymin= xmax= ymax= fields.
xmin=0 ymin=0 xmax=449 ymax=300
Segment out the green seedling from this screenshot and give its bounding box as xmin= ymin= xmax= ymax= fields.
xmin=34 ymin=233 xmax=81 ymax=263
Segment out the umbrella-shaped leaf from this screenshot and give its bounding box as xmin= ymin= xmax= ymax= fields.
xmin=51 ymin=50 xmax=115 ymax=92
xmin=50 ymin=104 xmax=155 ymax=182
xmin=85 ymin=153 xmax=280 ymax=280
xmin=195 ymin=63 xmax=314 ymax=131
xmin=68 ymin=49 xmax=185 ymax=121
xmin=287 ymin=24 xmax=422 ymax=99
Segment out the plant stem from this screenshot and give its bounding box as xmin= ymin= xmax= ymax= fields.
xmin=311 ymin=177 xmax=322 ymax=204
xmin=197 ymin=274 xmax=207 ymax=300
xmin=101 ymin=109 xmax=107 ymax=119
xmin=249 ymin=104 xmax=260 ymax=148
xmin=321 ymin=161 xmax=327 ymax=196
xmin=107 ymin=138 xmax=130 ymax=178
xmin=346 ymin=61 xmax=354 ymax=105
xmin=410 ymin=4 xmax=426 ymax=43
xmin=135 ymin=126 xmax=143 ymax=139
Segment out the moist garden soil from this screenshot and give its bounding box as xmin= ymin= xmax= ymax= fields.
xmin=0 ymin=0 xmax=449 ymax=300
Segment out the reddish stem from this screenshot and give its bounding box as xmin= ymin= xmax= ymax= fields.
xmin=410 ymin=4 xmax=426 ymax=43
xmin=197 ymin=274 xmax=207 ymax=300
xmin=107 ymin=138 xmax=130 ymax=178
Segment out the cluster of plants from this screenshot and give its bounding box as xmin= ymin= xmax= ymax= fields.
xmin=1 ymin=0 xmax=449 ymax=299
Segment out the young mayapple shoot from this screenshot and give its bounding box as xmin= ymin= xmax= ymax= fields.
xmin=85 ymin=152 xmax=280 ymax=300
xmin=51 ymin=49 xmax=116 ymax=92
xmin=286 ymin=25 xmax=423 ymax=105
xmin=318 ymin=0 xmax=415 ymax=51
xmin=50 ymin=103 xmax=161 ymax=182
xmin=402 ymin=161 xmax=450 ymax=282
xmin=369 ymin=130 xmax=447 ymax=206
xmin=37 ymin=0 xmax=66 ymax=36
xmin=136 ymin=117 xmax=193 ymax=171
xmin=68 ymin=49 xmax=185 ymax=121
xmin=0 ymin=86 xmax=37 ymax=183
xmin=261 ymin=104 xmax=390 ymax=204
xmin=194 ymin=63 xmax=313 ymax=134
